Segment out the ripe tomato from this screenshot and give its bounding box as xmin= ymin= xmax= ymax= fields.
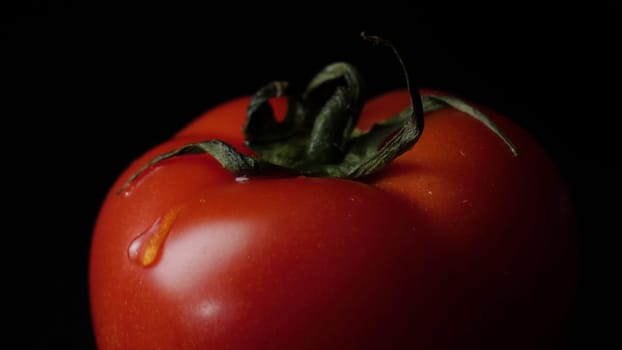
xmin=90 ymin=82 xmax=577 ymax=348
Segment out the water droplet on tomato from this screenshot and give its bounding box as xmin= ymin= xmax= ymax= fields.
xmin=119 ymin=170 xmax=152 ymax=198
xmin=235 ymin=176 xmax=249 ymax=183
xmin=120 ymin=186 xmax=133 ymax=198
xmin=118 ymin=164 xmax=161 ymax=198
xmin=128 ymin=207 xmax=181 ymax=267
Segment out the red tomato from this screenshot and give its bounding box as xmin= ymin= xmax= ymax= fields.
xmin=90 ymin=89 xmax=577 ymax=349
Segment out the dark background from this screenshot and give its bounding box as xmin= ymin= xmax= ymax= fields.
xmin=3 ymin=3 xmax=618 ymax=349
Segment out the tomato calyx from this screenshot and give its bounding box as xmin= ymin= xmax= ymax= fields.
xmin=118 ymin=34 xmax=518 ymax=194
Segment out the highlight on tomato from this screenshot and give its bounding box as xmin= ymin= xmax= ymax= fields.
xmin=89 ymin=34 xmax=577 ymax=349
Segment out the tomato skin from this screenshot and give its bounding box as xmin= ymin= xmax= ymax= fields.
xmin=90 ymin=90 xmax=577 ymax=349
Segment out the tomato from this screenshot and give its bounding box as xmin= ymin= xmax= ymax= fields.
xmin=90 ymin=77 xmax=577 ymax=347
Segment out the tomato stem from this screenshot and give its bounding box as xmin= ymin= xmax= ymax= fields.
xmin=117 ymin=34 xmax=518 ymax=194
xmin=360 ymin=32 xmax=424 ymax=139
xmin=244 ymin=62 xmax=365 ymax=169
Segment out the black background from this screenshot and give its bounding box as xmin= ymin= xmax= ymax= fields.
xmin=3 ymin=3 xmax=618 ymax=349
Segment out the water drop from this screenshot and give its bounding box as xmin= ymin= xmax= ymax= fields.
xmin=120 ymin=187 xmax=133 ymax=198
xmin=117 ymin=164 xmax=160 ymax=198
xmin=235 ymin=176 xmax=249 ymax=183
xmin=128 ymin=207 xmax=180 ymax=267
xmin=118 ymin=175 xmax=141 ymax=198
xmin=116 ymin=180 xmax=137 ymax=198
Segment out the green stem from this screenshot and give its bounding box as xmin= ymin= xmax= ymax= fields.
xmin=116 ymin=140 xmax=266 ymax=194
xmin=244 ymin=62 xmax=365 ymax=170
xmin=360 ymin=32 xmax=424 ymax=139
xmin=303 ymin=63 xmax=364 ymax=163
xmin=117 ymin=34 xmax=519 ymax=194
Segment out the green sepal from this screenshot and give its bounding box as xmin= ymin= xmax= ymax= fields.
xmin=117 ymin=36 xmax=518 ymax=194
